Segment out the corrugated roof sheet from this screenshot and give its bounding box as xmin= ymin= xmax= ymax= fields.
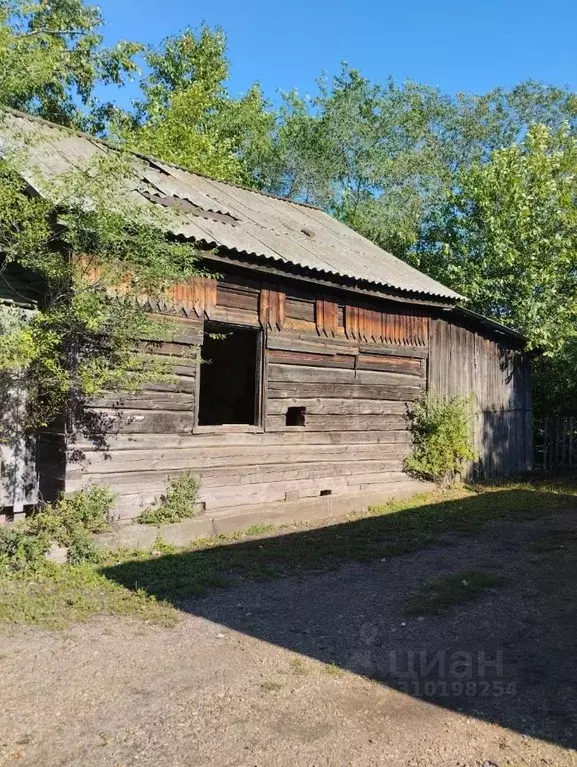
xmin=0 ymin=108 xmax=462 ymax=301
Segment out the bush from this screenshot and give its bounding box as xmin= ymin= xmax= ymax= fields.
xmin=0 ymin=485 xmax=117 ymax=572
xmin=28 ymin=485 xmax=116 ymax=564
xmin=405 ymin=392 xmax=477 ymax=488
xmin=137 ymin=473 xmax=201 ymax=525
xmin=0 ymin=523 xmax=50 ymax=573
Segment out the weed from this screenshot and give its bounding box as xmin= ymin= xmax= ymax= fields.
xmin=245 ymin=523 xmax=276 ymax=536
xmin=151 ymin=537 xmax=179 ymax=555
xmin=404 ymin=570 xmax=507 ymax=616
xmin=137 ymin=473 xmax=201 ymax=525
xmin=29 ymin=485 xmax=115 ymax=564
xmin=260 ymin=679 xmax=283 ymax=692
xmin=0 ymin=523 xmax=50 ymax=573
xmin=0 ymin=485 xmax=116 ymax=573
xmin=324 ymin=662 xmax=344 ymax=677
xmin=0 ymin=562 xmax=177 ymax=629
xmin=289 ymin=657 xmax=309 ymax=676
xmin=405 ymin=392 xmax=477 ymax=487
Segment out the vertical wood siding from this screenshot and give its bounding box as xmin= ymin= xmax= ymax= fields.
xmin=428 ymin=318 xmax=532 ymax=476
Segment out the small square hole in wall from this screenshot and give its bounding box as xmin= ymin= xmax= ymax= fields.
xmin=320 ymin=489 xmax=332 ymax=496
xmin=286 ymin=406 xmax=306 ymax=427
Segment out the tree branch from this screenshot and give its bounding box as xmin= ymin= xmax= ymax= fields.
xmin=18 ymin=29 xmax=87 ymax=39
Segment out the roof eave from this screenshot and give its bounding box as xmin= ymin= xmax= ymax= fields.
xmin=201 ymin=248 xmax=462 ymax=308
xmin=452 ymin=305 xmax=529 ymax=345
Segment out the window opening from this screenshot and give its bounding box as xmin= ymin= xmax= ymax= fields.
xmin=198 ymin=323 xmax=259 ymax=426
xmin=286 ymin=406 xmax=306 ymax=427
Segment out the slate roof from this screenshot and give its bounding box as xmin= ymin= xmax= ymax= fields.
xmin=0 ymin=108 xmax=462 ymax=302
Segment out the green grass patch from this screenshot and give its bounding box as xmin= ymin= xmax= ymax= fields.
xmin=0 ymin=562 xmax=178 ymax=630
xmin=101 ymin=483 xmax=575 ymax=604
xmin=288 ymin=657 xmax=310 ymax=676
xmin=324 ymin=662 xmax=344 ymax=677
xmin=1 ymin=480 xmax=576 ymax=628
xmin=245 ymin=523 xmax=277 ymax=536
xmin=260 ymin=679 xmax=283 ymax=692
xmin=404 ymin=570 xmax=508 ymax=616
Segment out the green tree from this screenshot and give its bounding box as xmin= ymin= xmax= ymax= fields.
xmin=260 ymin=69 xmax=577 ymax=259
xmin=120 ymin=26 xmax=274 ymax=184
xmin=419 ymin=124 xmax=577 ymax=354
xmin=0 ymin=0 xmax=142 ymax=129
xmin=417 ymin=123 xmax=577 ymax=417
xmin=0 ymin=115 xmax=201 ymax=429
xmin=261 ymin=69 xmax=452 ymax=255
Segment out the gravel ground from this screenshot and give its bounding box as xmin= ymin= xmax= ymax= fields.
xmin=1 ymin=507 xmax=576 ymax=766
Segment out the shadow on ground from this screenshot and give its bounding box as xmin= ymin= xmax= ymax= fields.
xmin=102 ymin=488 xmax=577 ymax=750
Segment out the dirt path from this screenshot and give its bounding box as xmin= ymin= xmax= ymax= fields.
xmin=1 ymin=508 xmax=576 ymax=766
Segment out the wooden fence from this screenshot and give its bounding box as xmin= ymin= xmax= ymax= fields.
xmin=536 ymin=415 xmax=577 ymax=472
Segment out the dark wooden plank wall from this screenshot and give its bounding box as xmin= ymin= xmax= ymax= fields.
xmin=68 ymin=273 xmax=427 ymax=519
xmin=428 ymin=318 xmax=532 ymax=476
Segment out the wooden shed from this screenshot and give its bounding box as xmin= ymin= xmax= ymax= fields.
xmin=0 ymin=109 xmax=533 ymax=521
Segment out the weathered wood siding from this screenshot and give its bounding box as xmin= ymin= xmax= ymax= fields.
xmin=428 ymin=317 xmax=532 ymax=476
xmin=0 ymin=305 xmax=39 ymax=519
xmin=64 ymin=271 xmax=532 ymax=519
xmin=67 ymin=272 xmax=428 ymax=519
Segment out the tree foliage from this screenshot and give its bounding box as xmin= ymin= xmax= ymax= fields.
xmin=418 ymin=124 xmax=577 ymax=355
xmin=2 ymin=1 xmax=577 ymax=416
xmin=118 ymin=26 xmax=274 ymax=184
xmin=0 ymin=0 xmax=142 ymax=129
xmin=0 ymin=123 xmax=201 ymax=428
xmin=258 ymin=70 xmax=577 ymax=259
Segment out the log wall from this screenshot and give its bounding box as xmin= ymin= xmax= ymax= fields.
xmin=67 ymin=271 xmax=428 ymax=519
xmin=65 ymin=270 xmax=532 ymax=520
xmin=0 ymin=305 xmax=39 ymax=519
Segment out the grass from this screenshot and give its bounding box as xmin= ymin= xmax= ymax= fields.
xmin=136 ymin=473 xmax=201 ymax=526
xmin=0 ymin=562 xmax=177 ymax=630
xmin=100 ymin=482 xmax=577 ymax=604
xmin=245 ymin=523 xmax=277 ymax=536
xmin=529 ymin=528 xmax=577 ymax=554
xmin=404 ymin=570 xmax=508 ymax=616
xmin=1 ymin=479 xmax=575 ymax=629
xmin=289 ymin=657 xmax=310 ymax=676
xmin=260 ymin=679 xmax=283 ymax=692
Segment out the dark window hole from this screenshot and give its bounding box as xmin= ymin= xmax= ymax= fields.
xmin=286 ymin=406 xmax=306 ymax=427
xmin=320 ymin=489 xmax=332 ymax=496
xmin=198 ymin=322 xmax=259 ymax=426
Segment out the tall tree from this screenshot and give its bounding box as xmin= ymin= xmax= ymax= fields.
xmin=260 ymin=69 xmax=453 ymax=255
xmin=259 ymin=68 xmax=577 ymax=259
xmin=0 ymin=123 xmax=201 ymax=429
xmin=0 ymin=0 xmax=142 ymax=129
xmin=120 ymin=26 xmax=274 ymax=185
xmin=417 ymin=124 xmax=577 ymax=414
xmin=418 ymin=124 xmax=577 ymax=354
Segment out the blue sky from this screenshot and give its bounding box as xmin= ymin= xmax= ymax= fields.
xmin=96 ymin=0 xmax=576 ymax=105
